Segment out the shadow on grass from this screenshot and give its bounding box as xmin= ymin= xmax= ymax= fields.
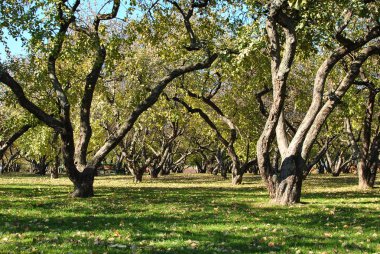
xmin=0 ymin=174 xmax=379 ymax=253
xmin=0 ymin=201 xmax=377 ymax=253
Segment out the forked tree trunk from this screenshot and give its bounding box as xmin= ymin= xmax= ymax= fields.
xmin=71 ymin=167 xmax=95 ymax=198
xmin=0 ymin=0 xmax=217 ymax=199
xmin=270 ymin=155 xmax=305 ymax=205
xmin=232 ymin=173 xmax=243 ymax=185
xmin=272 ymin=174 xmax=302 ymax=205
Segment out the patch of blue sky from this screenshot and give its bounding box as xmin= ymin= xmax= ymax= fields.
xmin=0 ymin=29 xmax=28 ymax=60
xmin=0 ymin=0 xmax=142 ymax=60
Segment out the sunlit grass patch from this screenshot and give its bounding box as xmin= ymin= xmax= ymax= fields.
xmin=0 ymin=173 xmax=379 ymax=253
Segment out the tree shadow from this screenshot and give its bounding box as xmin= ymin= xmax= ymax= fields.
xmin=0 ymin=174 xmax=379 ymax=253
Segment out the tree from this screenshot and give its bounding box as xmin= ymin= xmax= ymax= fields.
xmin=345 ymin=83 xmax=379 ymax=188
xmin=255 ymin=0 xmax=380 ymax=204
xmin=169 ymin=71 xmax=256 ymax=184
xmin=0 ymin=0 xmax=218 ymax=197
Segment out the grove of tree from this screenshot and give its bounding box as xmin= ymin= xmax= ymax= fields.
xmin=0 ymin=0 xmax=379 ymax=205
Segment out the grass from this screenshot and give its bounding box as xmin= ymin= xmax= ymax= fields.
xmin=0 ymin=173 xmax=379 ymax=254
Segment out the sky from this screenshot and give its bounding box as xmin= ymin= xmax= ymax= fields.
xmin=0 ymin=30 xmax=27 ymax=60
xmin=0 ymin=0 xmax=136 ymax=61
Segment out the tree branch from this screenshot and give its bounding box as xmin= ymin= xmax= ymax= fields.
xmin=0 ymin=124 xmax=32 ymax=160
xmin=301 ymin=44 xmax=380 ymax=159
xmin=89 ymin=53 xmax=218 ymax=166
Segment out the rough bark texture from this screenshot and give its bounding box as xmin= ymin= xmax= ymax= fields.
xmin=256 ymin=1 xmax=298 ymax=204
xmin=71 ymin=167 xmax=95 ymax=198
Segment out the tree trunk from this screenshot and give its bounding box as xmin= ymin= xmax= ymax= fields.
xmin=270 ymin=155 xmax=304 ymax=205
xmin=71 ymin=167 xmax=95 ymax=198
xmin=51 ymin=166 xmax=59 ymax=179
xmin=230 ymin=152 xmax=243 ymax=185
xmin=160 ymin=166 xmax=170 ymax=175
xmin=220 ymin=167 xmax=227 ymax=179
xmin=150 ymin=168 xmax=159 ymax=178
xmin=332 ymin=168 xmax=342 ymax=177
xmin=31 ymin=156 xmax=49 ymax=175
xmin=51 ymin=154 xmax=60 ymax=179
xmin=134 ymin=171 xmax=143 ymax=183
xmin=212 ymin=166 xmax=218 ymax=175
xmin=232 ymin=173 xmax=243 ymax=185
xmin=272 ymin=174 xmax=302 ymax=205
xmin=357 ymin=160 xmax=377 ymax=189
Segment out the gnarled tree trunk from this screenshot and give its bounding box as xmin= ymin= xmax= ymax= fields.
xmin=271 ymin=155 xmax=305 ymax=204
xmin=257 ymin=0 xmax=379 ymax=205
xmin=71 ymin=167 xmax=95 ymax=198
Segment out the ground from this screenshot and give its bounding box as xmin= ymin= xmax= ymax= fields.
xmin=0 ymin=174 xmax=379 ymax=254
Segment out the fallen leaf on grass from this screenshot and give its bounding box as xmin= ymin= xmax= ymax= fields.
xmin=113 ymin=230 xmax=121 ymax=237
xmin=185 ymin=239 xmax=199 ymax=249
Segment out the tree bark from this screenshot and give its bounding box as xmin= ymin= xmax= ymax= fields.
xmin=358 ymin=86 xmax=379 ymax=188
xmin=51 ymin=154 xmax=60 ymax=179
xmin=134 ymin=170 xmax=143 ymax=183
xmin=150 ymin=168 xmax=159 ymax=178
xmin=71 ymin=167 xmax=95 ymax=198
xmin=271 ymin=154 xmax=305 ymax=205
xmin=256 ymin=1 xmax=297 ymax=204
xmin=232 ymin=174 xmax=243 ymax=185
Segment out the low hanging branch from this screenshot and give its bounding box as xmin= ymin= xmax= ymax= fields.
xmin=0 ymin=124 xmax=32 ymax=160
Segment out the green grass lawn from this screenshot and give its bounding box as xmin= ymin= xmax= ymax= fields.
xmin=0 ymin=173 xmax=379 ymax=254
